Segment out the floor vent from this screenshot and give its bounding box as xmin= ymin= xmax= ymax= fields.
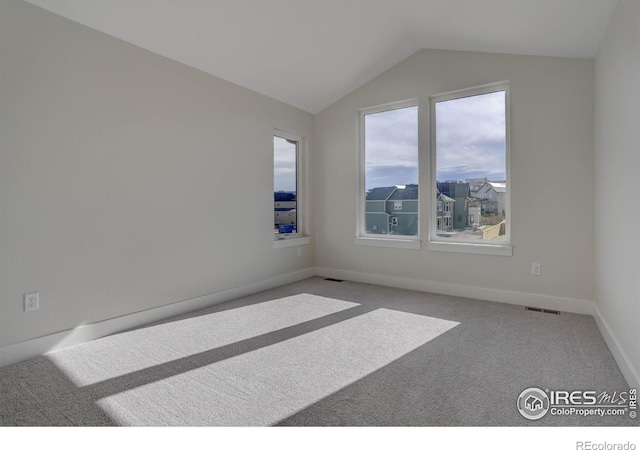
xmin=526 ymin=306 xmax=561 ymax=315
xmin=324 ymin=278 xmax=344 ymax=282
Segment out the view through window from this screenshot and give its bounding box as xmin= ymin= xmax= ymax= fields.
xmin=433 ymin=86 xmax=508 ymax=243
xmin=274 ymin=135 xmax=298 ymax=237
xmin=362 ymin=103 xmax=419 ymax=237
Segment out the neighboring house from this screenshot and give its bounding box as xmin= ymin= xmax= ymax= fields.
xmin=365 ymin=185 xmax=418 ymax=235
xmin=475 ymin=181 xmax=506 ymax=217
xmin=274 ymin=191 xmax=296 ymax=232
xmin=436 ymin=181 xmax=471 ymax=230
xmin=466 ymin=177 xmax=489 ymax=195
xmin=387 ymin=184 xmax=419 ymax=236
xmin=436 ymin=192 xmax=455 ymax=233
xmin=365 ymin=186 xmax=396 ymax=234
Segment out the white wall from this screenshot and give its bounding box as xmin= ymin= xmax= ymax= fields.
xmin=594 ymin=0 xmax=640 ymax=387
xmin=0 ymin=0 xmax=314 ymax=349
xmin=315 ymin=49 xmax=595 ymax=306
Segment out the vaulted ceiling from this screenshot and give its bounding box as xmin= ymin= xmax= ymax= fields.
xmin=24 ymin=0 xmax=618 ymax=113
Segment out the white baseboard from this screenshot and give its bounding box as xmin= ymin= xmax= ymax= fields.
xmin=314 ymin=267 xmax=640 ymax=387
xmin=314 ymin=267 xmax=595 ymax=315
xmin=0 ymin=268 xmax=315 ymax=369
xmin=6 ymin=265 xmax=634 ymax=391
xmin=593 ymin=304 xmax=640 ymax=389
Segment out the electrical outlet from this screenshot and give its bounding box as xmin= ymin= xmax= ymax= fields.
xmin=24 ymin=292 xmax=39 ymax=312
xmin=531 ymin=263 xmax=541 ymax=276
xmin=297 ymin=248 xmax=302 ymax=257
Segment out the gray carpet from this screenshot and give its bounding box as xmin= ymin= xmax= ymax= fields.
xmin=0 ymin=277 xmax=634 ymax=426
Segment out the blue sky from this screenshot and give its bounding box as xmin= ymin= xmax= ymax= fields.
xmin=364 ymin=91 xmax=506 ymax=190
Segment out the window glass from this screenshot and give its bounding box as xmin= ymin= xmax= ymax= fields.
xmin=274 ymin=135 xmax=298 ymax=236
xmin=433 ymin=89 xmax=507 ymax=242
xmin=362 ymin=105 xmax=419 ymax=236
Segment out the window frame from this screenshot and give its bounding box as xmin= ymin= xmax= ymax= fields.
xmin=427 ymin=81 xmax=512 ymax=256
xmin=273 ymin=130 xmax=310 ymax=248
xmin=355 ymin=99 xmax=421 ymax=250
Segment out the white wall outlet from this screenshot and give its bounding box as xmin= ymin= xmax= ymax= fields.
xmin=531 ymin=263 xmax=541 ymax=276
xmin=297 ymin=248 xmax=302 ymax=257
xmin=24 ymin=292 xmax=39 ymax=312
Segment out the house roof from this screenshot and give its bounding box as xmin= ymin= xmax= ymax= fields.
xmin=483 ymin=182 xmax=506 ymax=193
xmin=437 ymin=193 xmax=455 ymax=203
xmin=24 ymin=0 xmax=619 ymax=114
xmin=388 ymin=185 xmax=418 ymax=201
xmin=366 ymin=187 xmax=397 ymax=201
xmin=466 ymin=177 xmax=490 ymax=190
xmin=437 ymin=181 xmax=470 ymax=198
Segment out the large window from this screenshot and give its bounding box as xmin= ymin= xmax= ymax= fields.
xmin=430 ymin=82 xmax=509 ymax=248
xmin=274 ymin=133 xmax=299 ymax=239
xmin=358 ymin=100 xmax=419 ymax=242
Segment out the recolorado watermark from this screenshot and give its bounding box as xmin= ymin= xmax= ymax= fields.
xmin=576 ymin=442 xmax=636 ymax=450
xmin=517 ymin=387 xmax=637 ymax=421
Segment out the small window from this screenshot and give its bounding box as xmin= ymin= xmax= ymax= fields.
xmin=431 ymin=82 xmax=509 ymax=245
xmin=274 ymin=134 xmax=299 ymax=238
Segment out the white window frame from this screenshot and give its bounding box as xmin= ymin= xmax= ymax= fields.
xmin=273 ymin=130 xmax=310 ymax=249
xmin=427 ymin=81 xmax=512 ymax=257
xmin=355 ymin=99 xmax=421 ymax=250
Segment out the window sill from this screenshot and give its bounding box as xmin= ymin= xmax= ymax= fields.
xmin=426 ymin=240 xmax=513 ymax=256
xmin=354 ymin=237 xmax=421 ymax=250
xmin=273 ymin=236 xmax=311 ymax=249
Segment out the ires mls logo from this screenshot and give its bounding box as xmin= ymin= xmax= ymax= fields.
xmin=517 ymin=388 xmax=550 ymax=420
xmin=517 ymin=387 xmax=638 ymax=421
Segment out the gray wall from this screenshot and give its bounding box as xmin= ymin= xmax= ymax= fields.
xmin=315 ymin=49 xmax=595 ymax=302
xmin=594 ymin=0 xmax=640 ymax=386
xmin=0 ymin=0 xmax=315 ymax=348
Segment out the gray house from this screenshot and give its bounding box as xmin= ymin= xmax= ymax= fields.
xmin=436 ymin=181 xmax=470 ymax=230
xmin=365 ymin=185 xmax=418 ymax=236
xmin=466 ymin=177 xmax=490 ymax=195
xmin=475 ymin=181 xmax=506 ymax=217
xmin=436 ymin=192 xmax=455 ymax=233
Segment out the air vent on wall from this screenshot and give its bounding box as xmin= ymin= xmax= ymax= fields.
xmin=525 ymin=306 xmax=561 ymax=315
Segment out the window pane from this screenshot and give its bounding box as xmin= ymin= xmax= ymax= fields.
xmin=274 ymin=136 xmax=297 ymax=235
xmin=364 ymin=106 xmax=418 ymax=236
xmin=435 ymin=90 xmax=506 ymax=241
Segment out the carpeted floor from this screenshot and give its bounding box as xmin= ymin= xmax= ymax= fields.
xmin=0 ymin=277 xmax=634 ymax=426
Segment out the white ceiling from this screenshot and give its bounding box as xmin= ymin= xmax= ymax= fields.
xmin=24 ymin=0 xmax=618 ymax=113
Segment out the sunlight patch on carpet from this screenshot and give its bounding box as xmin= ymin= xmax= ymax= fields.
xmin=97 ymin=308 xmax=459 ymax=426
xmin=47 ymin=293 xmax=359 ymax=386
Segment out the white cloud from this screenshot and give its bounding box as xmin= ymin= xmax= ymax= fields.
xmin=362 ymin=92 xmax=506 ymax=190
xmin=364 ymin=106 xmax=418 ymax=190
xmin=274 ymin=136 xmax=297 ymax=192
xmin=435 ymin=91 xmax=506 ymax=181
